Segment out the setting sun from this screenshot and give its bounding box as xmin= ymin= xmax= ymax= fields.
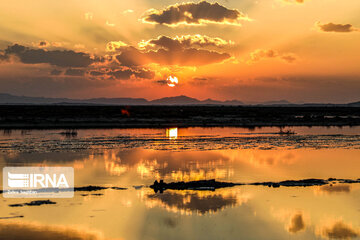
xmin=167 ymin=76 xmax=178 ymax=88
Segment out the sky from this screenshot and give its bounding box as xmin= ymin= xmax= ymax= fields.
xmin=0 ymin=0 xmax=359 ymax=103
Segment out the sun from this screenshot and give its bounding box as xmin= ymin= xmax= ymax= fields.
xmin=167 ymin=76 xmax=178 ymax=87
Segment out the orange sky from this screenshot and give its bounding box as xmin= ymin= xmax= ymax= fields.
xmin=0 ymin=0 xmax=359 ymax=103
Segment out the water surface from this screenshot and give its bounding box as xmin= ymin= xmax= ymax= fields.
xmin=1 ymin=127 xmax=360 ymax=240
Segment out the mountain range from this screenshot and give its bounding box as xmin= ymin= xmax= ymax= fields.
xmin=0 ymin=93 xmax=359 ymax=106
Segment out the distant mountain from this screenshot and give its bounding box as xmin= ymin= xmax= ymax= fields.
xmin=0 ymin=93 xmax=357 ymax=106
xmin=150 ymin=95 xmax=200 ymax=105
xmin=83 ymin=97 xmax=148 ymax=105
xmin=201 ymin=98 xmax=223 ymax=105
xmin=223 ymin=100 xmax=244 ymax=105
xmin=254 ymin=100 xmax=292 ymax=105
xmin=0 ymin=93 xmax=71 ymax=104
xmin=0 ymin=93 xmax=148 ymax=105
xmin=348 ymin=101 xmax=360 ymax=107
xmin=0 ymin=93 xmax=244 ymax=105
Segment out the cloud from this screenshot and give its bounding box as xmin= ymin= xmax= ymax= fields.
xmin=116 ymin=40 xmax=230 ymax=67
xmin=135 ymin=69 xmax=155 ymax=79
xmin=138 ymin=35 xmax=234 ymax=50
xmin=192 ymin=77 xmax=208 ymax=81
xmin=106 ymin=41 xmax=128 ymax=52
xmin=248 ymin=49 xmax=297 ymax=63
xmin=122 ymin=9 xmax=134 ymax=15
xmin=3 ymin=44 xmax=95 ymax=67
xmin=50 ymin=69 xmax=62 ymax=75
xmin=112 ymin=35 xmax=232 ymax=67
xmin=155 ymin=79 xmax=169 ymax=85
xmin=317 ymin=220 xmax=359 ymax=239
xmin=65 ymin=68 xmax=85 ymax=76
xmin=317 ymin=22 xmax=358 ymax=33
xmin=89 ymin=70 xmax=106 ymax=76
xmin=0 ymin=43 xmax=156 ymax=81
xmin=108 ymin=68 xmax=155 ymax=80
xmin=141 ymin=1 xmax=248 ymax=26
xmin=288 ymin=213 xmax=306 ymax=233
xmin=38 ymin=41 xmax=49 ymax=48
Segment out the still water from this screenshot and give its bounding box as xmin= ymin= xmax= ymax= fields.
xmin=0 ymin=127 xmax=360 ymax=240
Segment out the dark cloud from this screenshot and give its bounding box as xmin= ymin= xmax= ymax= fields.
xmin=50 ymin=69 xmax=62 ymax=75
xmin=65 ymin=68 xmax=85 ymax=76
xmin=148 ymin=36 xmax=183 ymax=51
xmin=192 ymin=77 xmax=208 ymax=81
xmin=141 ymin=1 xmax=247 ymax=26
xmin=108 ymin=69 xmax=134 ymax=79
xmin=140 ymin=35 xmax=233 ymax=51
xmin=108 ymin=68 xmax=155 ymax=80
xmin=3 ymin=44 xmax=95 ymax=67
xmin=249 ymin=49 xmax=297 ymax=63
xmin=38 ymin=41 xmax=49 ymax=48
xmin=155 ymin=79 xmax=168 ymax=85
xmin=0 ymin=43 xmax=156 ymax=81
xmin=317 ymin=22 xmax=358 ymax=33
xmin=89 ymin=70 xmax=106 ymax=76
xmin=135 ymin=69 xmax=155 ymax=79
xmin=110 ymin=35 xmax=232 ymax=67
xmin=281 ymin=55 xmax=297 ymax=63
xmin=116 ymin=46 xmax=230 ymax=67
xmin=288 ymin=213 xmax=306 ymax=233
xmin=190 ymin=76 xmax=212 ymax=86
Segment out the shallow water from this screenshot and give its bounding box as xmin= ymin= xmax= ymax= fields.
xmin=0 ymin=127 xmax=360 ymax=240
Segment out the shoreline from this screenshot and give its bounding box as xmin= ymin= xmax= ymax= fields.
xmin=0 ymin=105 xmax=359 ymax=129
xmin=0 ymin=121 xmax=360 ymax=129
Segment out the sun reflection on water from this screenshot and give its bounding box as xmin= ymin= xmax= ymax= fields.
xmin=166 ymin=127 xmax=178 ymax=139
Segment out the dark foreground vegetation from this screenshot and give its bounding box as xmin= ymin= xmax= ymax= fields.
xmin=0 ymin=105 xmax=359 ymax=128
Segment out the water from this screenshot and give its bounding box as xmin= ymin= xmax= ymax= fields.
xmin=0 ymin=127 xmax=360 ymax=240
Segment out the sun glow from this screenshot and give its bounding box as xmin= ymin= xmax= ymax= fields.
xmin=167 ymin=76 xmax=178 ymax=87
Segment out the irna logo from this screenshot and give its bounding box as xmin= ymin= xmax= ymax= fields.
xmin=3 ymin=167 xmax=74 ymax=198
xmin=8 ymin=172 xmax=69 ymax=188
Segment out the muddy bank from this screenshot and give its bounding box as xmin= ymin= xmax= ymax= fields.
xmin=150 ymin=178 xmax=360 ymax=192
xmin=150 ymin=179 xmax=238 ymax=192
xmin=0 ymin=185 xmax=127 ymax=195
xmin=9 ymin=200 xmax=56 ymax=207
